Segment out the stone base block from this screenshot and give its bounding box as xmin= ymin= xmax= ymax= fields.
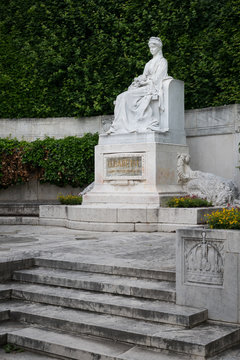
xmin=83 ymin=140 xmax=188 ymax=206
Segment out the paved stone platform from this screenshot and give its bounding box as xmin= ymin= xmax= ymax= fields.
xmin=0 ymin=225 xmax=176 ymax=271
xmin=0 ymin=225 xmax=240 ymax=359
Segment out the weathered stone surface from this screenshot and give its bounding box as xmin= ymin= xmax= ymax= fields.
xmin=4 ymin=301 xmax=240 ymax=357
xmin=0 ymin=225 xmax=239 ymax=359
xmin=13 ymin=267 xmax=176 ymax=301
xmin=8 ymin=327 xmax=133 ymax=360
xmin=34 ymin=256 xmax=176 ymax=281
xmin=0 ymin=258 xmax=34 ymax=281
xmin=68 ymin=220 xmax=136 ymax=232
xmin=0 ymin=225 xmax=176 ymax=272
xmin=176 ymin=228 xmax=240 ymax=323
xmin=67 ymin=206 xmax=118 ymax=223
xmin=0 ymin=310 xmax=10 ymax=321
xmin=158 ymin=207 xmax=219 ymax=224
xmin=8 ymin=282 xmax=207 ymax=327
xmin=39 ymin=218 xmax=66 ymax=227
xmin=0 ymin=217 xmax=39 ymax=225
xmin=39 ymin=205 xmax=67 ymax=219
xmin=0 ymin=204 xmax=39 ymax=216
xmin=0 ymin=349 xmax=58 ymax=360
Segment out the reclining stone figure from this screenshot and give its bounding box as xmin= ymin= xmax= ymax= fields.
xmin=177 ymin=153 xmax=239 ymax=206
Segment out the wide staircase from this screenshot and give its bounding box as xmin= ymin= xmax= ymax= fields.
xmin=0 ymin=256 xmax=240 ymax=359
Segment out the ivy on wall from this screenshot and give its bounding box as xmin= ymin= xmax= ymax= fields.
xmin=0 ymin=0 xmax=239 ymax=118
xmin=0 ymin=134 xmax=98 ymax=188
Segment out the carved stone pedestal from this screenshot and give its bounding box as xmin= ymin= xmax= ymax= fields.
xmin=176 ymin=228 xmax=240 ymax=323
xmin=83 ymin=133 xmax=188 ymax=206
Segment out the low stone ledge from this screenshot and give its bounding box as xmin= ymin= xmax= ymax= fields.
xmin=39 ymin=205 xmax=67 ymax=219
xmin=158 ymin=207 xmax=220 ymax=224
xmin=0 ymin=217 xmax=39 ymax=225
xmin=38 ymin=205 xmax=221 ymax=232
xmin=67 ymin=206 xmax=118 ymax=223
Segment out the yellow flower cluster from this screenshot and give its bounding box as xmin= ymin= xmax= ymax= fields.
xmin=205 ymin=207 xmax=240 ymax=229
xmin=167 ymin=196 xmax=212 ymax=208
xmin=57 ymin=194 xmax=82 ymax=205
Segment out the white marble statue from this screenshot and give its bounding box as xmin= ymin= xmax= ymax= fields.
xmin=107 ymin=37 xmax=171 ymax=134
xmin=177 ymin=153 xmax=239 ymax=206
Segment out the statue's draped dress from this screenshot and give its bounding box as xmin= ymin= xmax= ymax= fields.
xmin=110 ymin=53 xmax=168 ymax=134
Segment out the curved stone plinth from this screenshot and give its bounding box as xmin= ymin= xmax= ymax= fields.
xmin=38 ymin=205 xmax=220 ymax=233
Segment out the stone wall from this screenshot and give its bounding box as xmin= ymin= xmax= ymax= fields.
xmin=0 ymin=104 xmax=239 ymax=199
xmin=185 ymin=104 xmax=240 ymax=188
xmin=0 ymin=115 xmax=113 ymax=141
xmin=0 ymin=180 xmax=81 ymax=202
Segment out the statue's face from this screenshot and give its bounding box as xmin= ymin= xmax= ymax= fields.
xmin=149 ymin=42 xmax=160 ymax=55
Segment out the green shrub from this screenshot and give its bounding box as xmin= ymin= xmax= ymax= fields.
xmin=167 ymin=195 xmax=213 ymax=208
xmin=0 ymin=0 xmax=239 ymax=118
xmin=0 ymin=134 xmax=98 ymax=189
xmin=58 ymin=194 xmax=82 ymax=205
xmin=205 ymin=207 xmax=240 ymax=230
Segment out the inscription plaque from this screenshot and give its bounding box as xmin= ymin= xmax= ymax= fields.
xmin=104 ymin=153 xmax=145 ymax=180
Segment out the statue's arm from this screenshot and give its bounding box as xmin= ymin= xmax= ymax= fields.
xmin=128 ymin=62 xmax=151 ymax=90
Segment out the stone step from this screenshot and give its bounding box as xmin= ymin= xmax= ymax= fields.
xmin=0 ymin=288 xmax=11 ymax=300
xmin=0 ymin=217 xmax=39 ymax=225
xmin=0 ymin=348 xmax=59 ymax=360
xmin=0 ymin=321 xmax=59 ymax=359
xmin=7 ymin=326 xmax=192 ymax=360
xmin=0 ymin=310 xmax=10 ymax=322
xmin=6 ymin=301 xmax=240 ymax=358
xmin=34 ymin=256 xmax=176 ymax=281
xmin=9 ymin=282 xmax=207 ymax=327
xmin=13 ymin=267 xmax=176 ymax=301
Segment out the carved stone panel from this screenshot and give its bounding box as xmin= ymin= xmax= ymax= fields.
xmin=184 ymin=231 xmax=225 ymax=286
xmin=104 ymin=153 xmax=145 ymax=181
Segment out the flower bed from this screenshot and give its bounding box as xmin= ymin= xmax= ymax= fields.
xmin=167 ymin=195 xmax=212 ymax=208
xmin=58 ymin=194 xmax=82 ymax=205
xmin=205 ymin=207 xmax=240 ymax=230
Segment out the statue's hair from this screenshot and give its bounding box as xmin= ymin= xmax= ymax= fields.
xmin=148 ymin=37 xmax=162 ymax=48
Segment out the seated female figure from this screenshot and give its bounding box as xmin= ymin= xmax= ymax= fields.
xmin=108 ymin=37 xmax=171 ymax=134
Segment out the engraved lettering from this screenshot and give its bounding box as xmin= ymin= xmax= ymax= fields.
xmin=106 ymin=155 xmax=143 ymax=178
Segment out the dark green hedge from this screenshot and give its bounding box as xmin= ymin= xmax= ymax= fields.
xmin=0 ymin=0 xmax=239 ymax=118
xmin=0 ymin=134 xmax=98 ymax=188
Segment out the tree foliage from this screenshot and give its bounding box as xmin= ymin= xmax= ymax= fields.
xmin=0 ymin=0 xmax=239 ymax=118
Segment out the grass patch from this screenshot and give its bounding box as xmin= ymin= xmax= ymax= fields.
xmin=3 ymin=344 xmax=25 ymax=353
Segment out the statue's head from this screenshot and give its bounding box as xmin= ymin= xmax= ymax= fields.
xmin=177 ymin=153 xmax=191 ymax=164
xmin=148 ymin=37 xmax=162 ymax=49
